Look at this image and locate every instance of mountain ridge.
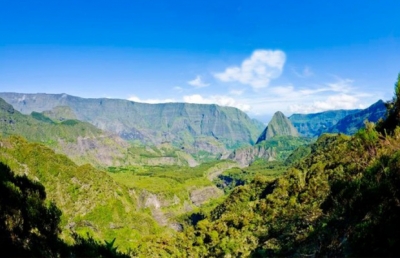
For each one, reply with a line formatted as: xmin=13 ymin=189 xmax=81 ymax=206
xmin=0 ymin=92 xmax=265 ymax=159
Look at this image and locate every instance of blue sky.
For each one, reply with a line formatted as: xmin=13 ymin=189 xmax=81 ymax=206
xmin=1 ymin=1 xmax=399 ymax=122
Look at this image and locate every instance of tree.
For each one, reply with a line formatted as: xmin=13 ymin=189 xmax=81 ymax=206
xmin=0 ymin=162 xmax=65 ymax=256
xmin=377 ymin=73 xmax=400 ymax=133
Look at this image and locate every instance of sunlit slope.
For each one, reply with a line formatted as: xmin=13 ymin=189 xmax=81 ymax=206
xmin=0 ymin=98 xmax=195 ymax=167
xmin=0 ymin=135 xmax=164 ymax=251
xmin=0 ymin=93 xmax=264 ymax=155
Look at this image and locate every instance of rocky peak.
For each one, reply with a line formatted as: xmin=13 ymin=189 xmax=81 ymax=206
xmin=256 ymin=111 xmax=299 ymax=144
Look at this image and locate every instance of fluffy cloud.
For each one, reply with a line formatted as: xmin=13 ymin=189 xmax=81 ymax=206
xmin=128 ymin=95 xmax=176 ymax=104
xmin=214 ymin=49 xmax=286 ymax=89
xmin=183 ymin=94 xmax=251 ymax=112
xmin=188 ymin=75 xmax=210 ymax=88
xmin=289 ymin=94 xmax=362 ymax=113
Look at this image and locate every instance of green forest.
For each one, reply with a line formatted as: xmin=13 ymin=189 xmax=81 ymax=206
xmin=1 ymin=74 xmax=400 ymax=257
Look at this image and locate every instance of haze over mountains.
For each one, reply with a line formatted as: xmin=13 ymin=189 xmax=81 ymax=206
xmin=0 ymin=93 xmax=265 ymax=160
xmin=0 ymin=90 xmax=394 ymax=256
xmin=0 ymin=92 xmax=388 ymax=169
xmin=288 ymin=99 xmax=386 ymax=137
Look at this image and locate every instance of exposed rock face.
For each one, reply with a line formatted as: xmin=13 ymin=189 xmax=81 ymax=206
xmin=327 ymin=100 xmax=386 ymax=135
xmin=228 ymin=145 xmax=276 ymax=167
xmin=190 ymin=186 xmax=223 ymax=206
xmin=0 ymin=97 xmax=195 ymax=168
xmin=0 ymin=93 xmax=264 ymax=157
xmin=289 ymin=109 xmax=360 ymax=137
xmin=256 ymin=111 xmax=299 ymax=144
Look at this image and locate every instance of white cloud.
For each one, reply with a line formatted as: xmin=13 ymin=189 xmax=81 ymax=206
xmin=235 ymin=77 xmax=379 ymax=120
xmin=271 ymin=78 xmax=355 ymax=97
xmin=183 ymin=94 xmax=251 ymax=112
xmin=214 ymin=49 xmax=286 ymax=89
xmin=326 ymin=78 xmax=353 ymax=93
xmin=128 ymin=95 xmax=176 ymax=104
xmin=188 ymin=75 xmax=210 ymax=88
xmin=289 ymin=94 xmax=362 ymax=113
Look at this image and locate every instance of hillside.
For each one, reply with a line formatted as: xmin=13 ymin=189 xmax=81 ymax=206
xmin=228 ymin=112 xmax=305 ymax=167
xmin=228 ymin=136 xmax=311 ymax=167
xmin=289 ymin=109 xmax=360 ymax=137
xmin=0 ymin=135 xmax=240 ymax=253
xmin=0 ymin=98 xmax=195 ymax=167
xmin=0 ymin=135 xmax=163 ymax=251
xmin=139 ymin=121 xmax=400 ymax=256
xmin=256 ymin=111 xmax=299 ymax=143
xmin=289 ymin=100 xmax=387 ymax=137
xmin=0 ymin=93 xmax=265 ymax=158
xmin=328 ymin=99 xmax=386 ymax=134
xmin=130 ymin=74 xmax=400 ymax=257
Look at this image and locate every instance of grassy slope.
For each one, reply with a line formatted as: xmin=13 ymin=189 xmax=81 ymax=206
xmin=0 ymin=98 xmax=195 ymax=168
xmin=0 ymin=93 xmax=265 ymax=152
xmin=0 ymin=136 xmax=165 ymax=251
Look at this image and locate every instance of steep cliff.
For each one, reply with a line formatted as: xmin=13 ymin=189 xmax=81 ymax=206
xmin=0 ymin=93 xmax=264 ymax=157
xmin=327 ymin=100 xmax=386 ymax=135
xmin=0 ymin=98 xmax=194 ymax=167
xmin=289 ymin=109 xmax=360 ymax=137
xmin=228 ymin=136 xmax=311 ymax=167
xmin=256 ymin=111 xmax=299 ymax=144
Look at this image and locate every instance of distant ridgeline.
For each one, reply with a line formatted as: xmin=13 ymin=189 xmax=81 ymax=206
xmin=0 ymin=92 xmax=388 ymax=167
xmin=0 ymin=93 xmax=264 ymax=160
xmin=228 ymin=102 xmax=387 ymax=167
xmin=0 ymin=97 xmax=197 ymax=167
xmin=289 ymin=99 xmax=386 ymax=137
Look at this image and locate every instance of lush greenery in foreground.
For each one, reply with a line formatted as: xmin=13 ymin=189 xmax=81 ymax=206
xmin=127 ymin=74 xmax=400 ymax=256
xmin=0 ymin=162 xmax=128 ymax=257
xmin=0 ymin=74 xmax=399 ymax=256
xmin=0 ymin=135 xmax=165 ymax=252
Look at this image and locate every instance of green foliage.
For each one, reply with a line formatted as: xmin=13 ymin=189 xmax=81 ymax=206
xmin=257 ymin=135 xmax=312 ymax=161
xmin=0 ymin=93 xmax=265 ymax=153
xmin=377 ymin=73 xmax=400 ymax=133
xmin=60 ymin=119 xmax=79 ymax=126
xmin=0 ymin=162 xmax=64 ymax=256
xmin=214 ymin=160 xmax=286 ymax=193
xmin=0 ymin=135 xmax=164 ymax=252
xmin=0 ymin=98 xmax=195 ymax=168
xmin=31 ymin=111 xmax=55 ymax=124
xmin=144 ymin=84 xmax=400 ymax=256
xmin=0 ymin=162 xmax=128 ymax=257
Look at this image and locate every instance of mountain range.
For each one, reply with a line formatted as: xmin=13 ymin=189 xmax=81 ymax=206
xmin=0 ymin=93 xmax=265 ymax=161
xmin=0 ymin=93 xmax=388 ymax=168
xmin=0 ymin=89 xmax=395 ymax=256
xmin=289 ymin=99 xmax=386 ymax=137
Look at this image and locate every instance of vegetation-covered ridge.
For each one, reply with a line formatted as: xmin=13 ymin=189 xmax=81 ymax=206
xmin=0 ymin=93 xmax=265 ymax=157
xmin=0 ymin=98 xmax=197 ymax=167
xmin=0 ymin=161 xmax=129 ymax=257
xmin=0 ymin=135 xmax=165 ymax=252
xmin=256 ymin=111 xmax=299 ymax=143
xmin=0 ymin=134 xmax=241 ymax=254
xmin=0 ymin=74 xmax=399 ymax=256
xmin=289 ymin=99 xmax=386 ymax=137
xmin=127 ymin=74 xmax=400 ymax=257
